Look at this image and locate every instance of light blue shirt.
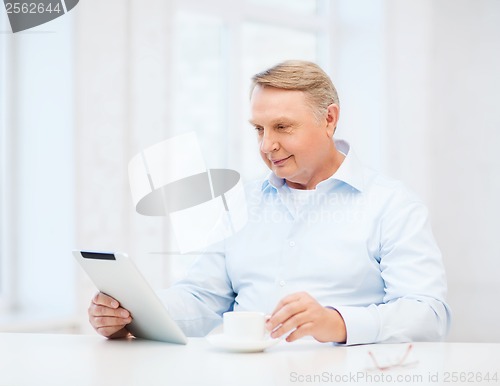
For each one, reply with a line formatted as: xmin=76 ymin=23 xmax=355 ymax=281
xmin=158 ymin=140 xmax=451 ymax=345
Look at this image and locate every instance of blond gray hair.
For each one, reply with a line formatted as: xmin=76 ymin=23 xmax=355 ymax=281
xmin=250 ymin=60 xmax=339 ymax=120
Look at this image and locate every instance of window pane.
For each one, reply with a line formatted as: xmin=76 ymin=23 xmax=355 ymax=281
xmin=0 ymin=13 xmax=7 ymax=303
xmin=171 ymin=11 xmax=227 ymax=168
xmin=241 ymin=22 xmax=318 ymax=81
xmin=245 ymin=0 xmax=318 ymax=14
xmin=170 ymin=11 xmax=228 ymax=273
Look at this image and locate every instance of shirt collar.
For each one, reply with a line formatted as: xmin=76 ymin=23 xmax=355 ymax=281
xmin=261 ymin=139 xmax=365 ymax=192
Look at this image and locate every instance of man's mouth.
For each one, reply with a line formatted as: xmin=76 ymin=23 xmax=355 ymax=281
xmin=271 ymin=155 xmax=292 ymax=166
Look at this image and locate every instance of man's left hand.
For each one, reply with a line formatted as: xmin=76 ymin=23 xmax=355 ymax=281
xmin=266 ymin=291 xmax=347 ymax=343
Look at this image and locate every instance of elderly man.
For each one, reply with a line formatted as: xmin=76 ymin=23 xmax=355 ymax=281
xmin=89 ymin=60 xmax=451 ymax=345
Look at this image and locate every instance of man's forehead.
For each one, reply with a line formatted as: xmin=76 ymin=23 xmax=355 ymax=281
xmin=250 ymin=88 xmax=308 ymax=112
xmin=250 ymin=89 xmax=314 ymax=122
xmin=251 ymin=84 xmax=305 ymax=98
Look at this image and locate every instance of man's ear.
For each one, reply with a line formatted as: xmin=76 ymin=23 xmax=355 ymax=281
xmin=325 ymin=103 xmax=340 ymax=138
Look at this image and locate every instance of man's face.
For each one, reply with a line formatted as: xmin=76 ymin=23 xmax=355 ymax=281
xmin=249 ymin=85 xmax=338 ymax=189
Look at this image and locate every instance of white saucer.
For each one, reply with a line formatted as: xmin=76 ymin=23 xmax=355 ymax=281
xmin=206 ymin=334 xmax=280 ymax=353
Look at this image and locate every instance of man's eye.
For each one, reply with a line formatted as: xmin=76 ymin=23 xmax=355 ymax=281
xmin=254 ymin=126 xmax=263 ymax=133
xmin=277 ymin=125 xmax=290 ymax=131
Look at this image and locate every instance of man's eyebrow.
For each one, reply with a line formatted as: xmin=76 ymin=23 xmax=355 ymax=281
xmin=248 ymin=117 xmax=293 ymax=126
xmin=273 ymin=117 xmax=293 ymax=123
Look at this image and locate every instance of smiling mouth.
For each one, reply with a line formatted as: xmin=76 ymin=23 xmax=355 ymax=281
xmin=271 ymin=155 xmax=292 ymax=166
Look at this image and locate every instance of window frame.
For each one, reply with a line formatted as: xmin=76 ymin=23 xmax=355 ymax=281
xmin=0 ymin=11 xmax=76 ymax=319
xmin=0 ymin=11 xmax=15 ymax=312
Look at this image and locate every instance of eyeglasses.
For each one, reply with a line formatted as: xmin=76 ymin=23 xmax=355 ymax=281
xmin=367 ymin=344 xmax=419 ymax=371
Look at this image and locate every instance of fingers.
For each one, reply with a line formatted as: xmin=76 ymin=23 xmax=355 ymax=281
xmin=269 ymin=292 xmax=302 ymax=316
xmin=96 ymin=324 xmax=131 ymax=339
xmin=93 ymin=292 xmax=119 ymax=309
xmin=269 ymin=308 xmax=312 ymax=341
xmin=266 ymin=292 xmax=310 ymax=337
xmin=90 ymin=293 xmax=130 ymax=318
xmin=285 ymin=322 xmax=314 ymax=342
xmin=88 ymin=292 xmax=132 ymax=338
xmin=266 ymin=292 xmax=346 ymax=343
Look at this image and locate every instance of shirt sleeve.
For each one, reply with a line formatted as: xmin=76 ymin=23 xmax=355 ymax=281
xmin=157 ymin=244 xmax=236 ymax=337
xmin=334 ymin=193 xmax=452 ymax=345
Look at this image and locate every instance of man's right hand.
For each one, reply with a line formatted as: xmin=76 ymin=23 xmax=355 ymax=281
xmin=88 ymin=292 xmax=132 ymax=338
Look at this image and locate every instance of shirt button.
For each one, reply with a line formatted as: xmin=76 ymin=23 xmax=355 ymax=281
xmin=279 ymin=280 xmax=286 ymax=287
xmin=289 ymin=241 xmax=295 ymax=247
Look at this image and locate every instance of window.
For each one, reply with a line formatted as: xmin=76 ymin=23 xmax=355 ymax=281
xmin=166 ymin=0 xmax=332 ymax=281
xmin=0 ymin=13 xmax=76 ymax=323
xmin=171 ymin=11 xmax=227 ymax=168
xmin=0 ymin=8 xmax=12 ymax=311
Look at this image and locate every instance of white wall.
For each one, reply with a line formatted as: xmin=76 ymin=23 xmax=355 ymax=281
xmin=382 ymin=0 xmax=500 ymax=342
xmin=327 ymin=0 xmax=500 ymax=342
xmin=428 ymin=0 xmax=500 ymax=342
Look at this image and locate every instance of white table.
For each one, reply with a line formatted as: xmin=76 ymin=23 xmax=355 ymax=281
xmin=0 ymin=333 xmax=498 ymax=386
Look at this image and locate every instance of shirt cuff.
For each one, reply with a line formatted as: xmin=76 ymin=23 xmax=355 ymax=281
xmin=331 ymin=305 xmax=380 ymax=345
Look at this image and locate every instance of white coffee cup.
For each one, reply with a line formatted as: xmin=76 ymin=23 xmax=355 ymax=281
xmin=223 ymin=311 xmax=266 ymax=341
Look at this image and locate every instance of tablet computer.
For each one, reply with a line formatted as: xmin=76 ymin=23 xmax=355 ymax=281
xmin=73 ymin=250 xmax=187 ymax=345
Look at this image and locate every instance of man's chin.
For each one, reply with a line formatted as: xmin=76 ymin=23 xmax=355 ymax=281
xmin=272 ymin=169 xmax=290 ymax=180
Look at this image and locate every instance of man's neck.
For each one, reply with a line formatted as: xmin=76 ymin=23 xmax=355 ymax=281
xmin=286 ymin=148 xmax=346 ymax=190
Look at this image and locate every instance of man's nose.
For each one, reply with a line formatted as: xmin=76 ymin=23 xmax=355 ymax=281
xmin=260 ymin=131 xmax=278 ymax=153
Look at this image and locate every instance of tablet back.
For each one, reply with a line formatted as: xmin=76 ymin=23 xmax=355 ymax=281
xmin=73 ymin=250 xmax=187 ymax=344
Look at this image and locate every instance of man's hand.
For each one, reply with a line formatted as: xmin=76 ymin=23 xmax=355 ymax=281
xmin=88 ymin=292 xmax=132 ymax=338
xmin=266 ymin=291 xmax=347 ymax=343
